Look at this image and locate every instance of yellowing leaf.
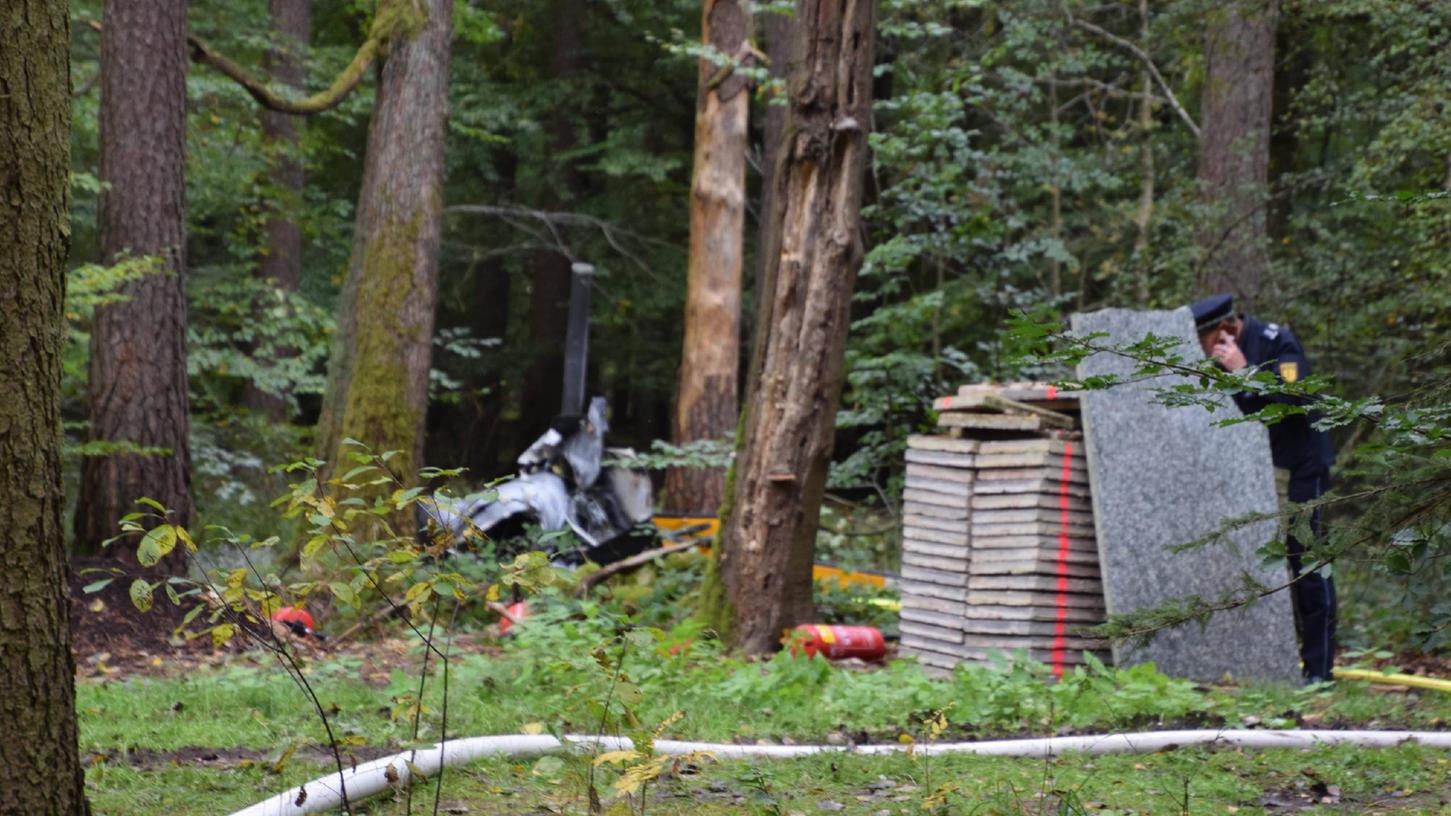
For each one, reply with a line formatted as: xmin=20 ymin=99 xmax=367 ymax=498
xmin=521 ymin=722 xmax=545 ymax=735
xmin=592 ymin=750 xmax=640 ymax=767
xmin=136 ymin=525 xmax=178 ymax=567
xmin=129 ymin=579 xmax=154 ymax=612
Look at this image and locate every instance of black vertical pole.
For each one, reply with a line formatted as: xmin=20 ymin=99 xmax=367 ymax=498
xmin=561 ymin=262 xmax=594 ymax=415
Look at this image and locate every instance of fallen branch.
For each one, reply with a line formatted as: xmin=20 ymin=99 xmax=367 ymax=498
xmin=574 ymin=539 xmax=704 ymax=597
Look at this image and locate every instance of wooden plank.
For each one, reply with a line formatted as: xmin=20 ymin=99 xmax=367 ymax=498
xmin=907 ymin=435 xmax=980 ymax=454
xmin=902 ymin=501 xmax=969 ymax=521
xmin=971 ymin=493 xmax=1093 ymax=512
xmin=969 ymin=575 xmax=1103 ymax=594
xmin=901 ymin=565 xmax=969 ymax=588
xmin=956 ymin=382 xmax=1081 ymax=405
xmin=905 ymin=463 xmax=975 ymax=483
xmin=932 ymin=392 xmax=1076 ymax=428
xmin=902 ymin=552 xmax=971 ymax=573
xmin=904 ymin=449 xmax=977 ymax=468
xmin=900 ymin=579 xmax=967 ymax=602
xmin=974 ymin=479 xmax=1091 ymax=498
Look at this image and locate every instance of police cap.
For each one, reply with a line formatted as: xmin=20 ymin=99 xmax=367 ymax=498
xmin=1190 ymin=293 xmax=1234 ymax=331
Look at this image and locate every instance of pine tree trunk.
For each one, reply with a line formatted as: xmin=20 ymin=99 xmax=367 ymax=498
xmin=664 ymin=0 xmax=753 ymax=514
xmin=75 ymin=0 xmax=192 ymax=561
xmin=701 ymin=0 xmax=876 ymax=654
xmin=0 ymin=2 xmax=92 ymax=811
xmin=316 ymin=0 xmax=451 ymax=482
xmin=244 ymin=0 xmax=312 ymax=419
xmin=1196 ymin=0 xmax=1277 ymax=301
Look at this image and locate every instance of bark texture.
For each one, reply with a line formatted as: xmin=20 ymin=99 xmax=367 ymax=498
xmin=1197 ymin=0 xmax=1277 ymax=301
xmin=703 ymin=0 xmax=876 ymax=654
xmin=664 ymin=0 xmax=753 ymax=514
xmin=0 ymin=2 xmax=92 ymax=811
xmin=244 ymin=0 xmax=312 ymax=418
xmin=75 ymin=0 xmax=193 ymax=560
xmin=316 ymin=0 xmax=451 ymax=481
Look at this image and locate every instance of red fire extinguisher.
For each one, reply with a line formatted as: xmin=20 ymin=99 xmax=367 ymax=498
xmin=496 ymin=601 xmax=528 ymax=636
xmin=788 ymin=624 xmax=887 ymax=661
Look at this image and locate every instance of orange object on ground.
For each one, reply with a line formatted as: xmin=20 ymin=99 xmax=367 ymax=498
xmin=272 ymin=606 xmax=319 ymax=637
xmin=789 ymin=624 xmax=887 ymax=661
xmin=497 ymin=601 xmax=528 ymax=636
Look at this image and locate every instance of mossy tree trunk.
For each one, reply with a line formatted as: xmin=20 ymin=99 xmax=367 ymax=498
xmin=1196 ymin=0 xmax=1277 ymax=301
xmin=316 ymin=0 xmax=452 ymax=483
xmin=700 ymin=0 xmax=877 ymax=654
xmin=75 ymin=0 xmax=192 ymax=564
xmin=664 ymin=0 xmax=753 ymax=514
xmin=243 ymin=0 xmax=312 ymax=419
xmin=0 ymin=1 xmax=92 ymax=811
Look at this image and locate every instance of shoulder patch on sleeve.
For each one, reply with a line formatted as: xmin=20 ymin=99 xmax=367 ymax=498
xmin=1262 ymin=323 xmax=1280 ymax=340
xmin=1279 ymin=361 xmax=1299 ymax=383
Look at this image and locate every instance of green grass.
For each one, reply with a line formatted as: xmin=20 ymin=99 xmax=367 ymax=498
xmin=77 ymin=601 xmax=1451 ymax=814
xmin=85 ymin=744 xmax=1451 ymax=815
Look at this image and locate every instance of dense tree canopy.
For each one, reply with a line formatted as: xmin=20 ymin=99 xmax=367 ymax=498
xmin=47 ymin=0 xmax=1451 ymax=651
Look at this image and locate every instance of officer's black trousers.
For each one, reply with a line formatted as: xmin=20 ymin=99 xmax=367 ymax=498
xmin=1287 ymin=472 xmax=1337 ymax=682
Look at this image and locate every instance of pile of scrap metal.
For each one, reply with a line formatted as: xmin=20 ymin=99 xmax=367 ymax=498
xmin=419 ymin=397 xmax=658 ymax=566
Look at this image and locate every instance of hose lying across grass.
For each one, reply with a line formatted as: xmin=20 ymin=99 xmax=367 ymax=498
xmin=230 ymin=728 xmax=1451 ymax=816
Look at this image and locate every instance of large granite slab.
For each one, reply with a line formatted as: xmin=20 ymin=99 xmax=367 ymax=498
xmin=1071 ymin=307 xmax=1300 ymax=683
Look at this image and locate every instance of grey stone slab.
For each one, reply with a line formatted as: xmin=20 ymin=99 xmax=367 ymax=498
xmin=908 ymin=434 xmax=980 ymax=454
xmin=900 ymin=620 xmax=965 ymax=644
xmin=902 ymin=501 xmax=969 ymax=521
xmin=905 ymin=463 xmax=976 ymax=483
xmin=976 ymin=452 xmax=1087 ymax=470
xmin=974 ymin=479 xmax=1091 ymax=498
xmin=971 ymin=558 xmax=1100 ymax=578
xmin=938 ymin=412 xmax=1049 ymax=432
xmin=901 ymin=594 xmax=969 ymax=615
xmin=902 ymin=551 xmax=971 ymax=572
xmin=971 ymin=534 xmax=1098 ymax=552
xmin=900 ymin=606 xmax=965 ymax=629
xmin=968 ymin=589 xmax=1105 ymax=609
xmin=904 ymin=476 xmax=974 ymax=497
xmin=903 ymin=526 xmax=970 ymax=546
xmin=901 ymin=538 xmax=970 ymax=558
xmin=972 ymin=521 xmax=1096 ymax=538
xmin=972 ymin=507 xmax=1095 ymax=526
xmin=902 ymin=513 xmax=970 ymax=533
xmin=964 ymin=604 xmax=1105 ymax=623
xmin=971 ymin=493 xmax=1093 ymax=512
xmin=1072 ymin=307 xmax=1299 ymax=683
xmin=973 ymin=546 xmax=1100 ymax=566
xmin=901 ymin=566 xmax=969 ymax=588
xmin=905 ymin=449 xmax=976 ymax=468
xmin=978 ymin=466 xmax=1090 ymax=484
xmin=968 ymin=575 xmax=1103 ymax=594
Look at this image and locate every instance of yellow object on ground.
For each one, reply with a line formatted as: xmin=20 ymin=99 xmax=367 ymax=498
xmin=1334 ymin=668 xmax=1451 ymax=693
xmin=650 ymin=514 xmax=897 ymax=591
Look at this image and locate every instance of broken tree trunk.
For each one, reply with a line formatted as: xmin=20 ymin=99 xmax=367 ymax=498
xmin=665 ymin=0 xmax=753 ymax=514
xmin=701 ymin=0 xmax=877 ymax=655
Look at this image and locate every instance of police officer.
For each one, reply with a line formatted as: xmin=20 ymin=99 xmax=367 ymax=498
xmin=1190 ymin=294 xmax=1337 ymax=683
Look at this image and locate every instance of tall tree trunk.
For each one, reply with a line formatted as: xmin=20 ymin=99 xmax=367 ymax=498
xmin=244 ymin=0 xmax=312 ymax=419
xmin=0 ymin=2 xmax=92 ymax=811
xmin=316 ymin=0 xmax=452 ymax=482
xmin=521 ymin=0 xmax=584 ymax=422
xmin=701 ymin=0 xmax=877 ymax=654
xmin=1196 ymin=0 xmax=1277 ymax=301
xmin=75 ymin=0 xmax=192 ymax=561
xmin=664 ymin=0 xmax=753 ymax=514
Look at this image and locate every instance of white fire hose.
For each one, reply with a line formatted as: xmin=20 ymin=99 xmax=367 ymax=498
xmin=229 ymin=729 xmax=1451 ymax=816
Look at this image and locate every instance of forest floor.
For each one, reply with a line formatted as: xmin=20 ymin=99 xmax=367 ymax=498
xmin=70 ymin=572 xmax=1451 ymax=816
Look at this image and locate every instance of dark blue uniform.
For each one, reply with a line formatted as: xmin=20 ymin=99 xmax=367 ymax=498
xmin=1232 ymin=315 xmax=1337 ymax=683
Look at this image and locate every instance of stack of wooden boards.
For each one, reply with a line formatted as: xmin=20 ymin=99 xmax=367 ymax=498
xmin=898 ymin=383 xmax=1111 ymax=673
